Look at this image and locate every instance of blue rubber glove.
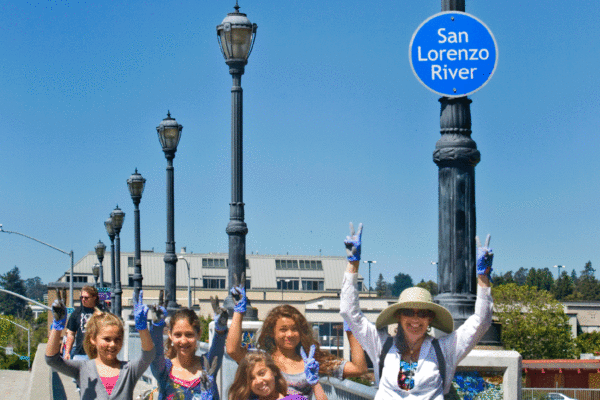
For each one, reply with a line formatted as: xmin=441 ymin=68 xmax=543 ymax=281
xmin=300 ymin=344 xmax=320 ymax=386
xmin=344 ymin=222 xmax=362 ymax=262
xmin=211 ymin=296 xmax=229 ymax=333
xmin=151 ymin=305 xmax=167 ymax=327
xmin=476 ymin=234 xmax=494 ymax=280
xmin=343 ymin=320 xmax=352 ymax=332
xmin=133 ymin=290 xmax=149 ymax=331
xmin=51 ymin=299 xmax=67 ymax=331
xmin=231 ymin=272 xmax=247 ymax=314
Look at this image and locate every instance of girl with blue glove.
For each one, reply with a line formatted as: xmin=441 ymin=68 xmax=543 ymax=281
xmin=147 ymin=296 xmax=228 ymax=400
xmin=226 ymin=274 xmax=367 ymax=400
xmin=228 ymin=352 xmax=308 ymax=400
xmin=340 ymin=223 xmax=494 ymax=400
xmin=45 ymin=291 xmax=155 ymax=399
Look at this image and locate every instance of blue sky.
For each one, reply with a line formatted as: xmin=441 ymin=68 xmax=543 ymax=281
xmin=1 ymin=0 xmax=599 ymax=289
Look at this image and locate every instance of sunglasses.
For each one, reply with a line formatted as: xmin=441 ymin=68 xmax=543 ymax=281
xmin=80 ymin=295 xmax=95 ymax=300
xmin=399 ymin=309 xmax=433 ymax=318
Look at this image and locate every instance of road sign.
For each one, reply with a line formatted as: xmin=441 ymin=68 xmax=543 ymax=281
xmin=409 ymin=12 xmax=498 ymax=97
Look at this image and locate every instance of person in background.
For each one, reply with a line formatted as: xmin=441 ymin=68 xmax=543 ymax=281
xmin=64 ymin=285 xmax=100 ymax=361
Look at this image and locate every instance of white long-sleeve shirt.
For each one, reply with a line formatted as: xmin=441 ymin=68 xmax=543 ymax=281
xmin=339 ymin=272 xmax=493 ymax=400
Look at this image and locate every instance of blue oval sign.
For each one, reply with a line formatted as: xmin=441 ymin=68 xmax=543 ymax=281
xmin=409 ymin=12 xmax=498 ymax=97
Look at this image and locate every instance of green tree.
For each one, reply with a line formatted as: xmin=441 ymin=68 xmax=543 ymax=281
xmin=493 ymin=283 xmax=575 ymax=359
xmin=525 ymin=268 xmax=554 ymax=292
xmin=574 ymin=332 xmax=600 ymax=358
xmin=375 ymin=274 xmax=388 ymax=297
xmin=416 ymin=279 xmax=438 ymax=296
xmin=390 ymin=273 xmax=413 ymax=297
xmin=553 ymin=271 xmax=574 ymax=300
xmin=0 ymin=267 xmax=27 ymax=318
xmin=25 ymin=277 xmax=47 ymax=302
xmin=492 ymin=271 xmax=515 ymax=286
xmin=513 ymin=267 xmax=528 ymax=286
xmin=573 ymin=261 xmax=600 ymax=300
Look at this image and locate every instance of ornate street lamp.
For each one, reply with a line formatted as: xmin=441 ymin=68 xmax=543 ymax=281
xmin=110 ymin=205 xmax=125 ymax=317
xmin=104 ymin=215 xmax=116 ymax=314
xmin=95 ymin=240 xmax=106 ymax=288
xmin=217 ymin=2 xmax=258 ymax=319
xmin=156 ymin=112 xmax=182 ymax=313
xmin=127 ymin=168 xmax=146 ymax=303
xmin=92 ymin=263 xmax=100 ymax=287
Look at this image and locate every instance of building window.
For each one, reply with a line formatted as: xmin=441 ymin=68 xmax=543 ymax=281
xmin=203 ymin=258 xmax=226 ymax=268
xmin=245 ymin=279 xmax=251 ymax=290
xmin=203 ymin=277 xmax=226 ymax=289
xmin=66 ymin=276 xmax=88 ymax=283
xmin=202 ymin=258 xmax=249 ymax=268
xmin=357 ymin=281 xmax=363 ymax=292
xmin=302 ymin=279 xmax=324 ymax=291
xmin=278 ymin=259 xmax=322 ymax=270
xmin=277 ymin=279 xmax=299 ymax=290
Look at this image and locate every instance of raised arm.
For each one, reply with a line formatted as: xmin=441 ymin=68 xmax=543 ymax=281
xmin=439 ymin=234 xmax=494 ymax=392
xmin=45 ymin=297 xmax=81 ymax=378
xmin=339 ymin=223 xmax=388 ymax=383
xmin=225 ymin=273 xmax=249 ymax=363
xmin=341 ymin=321 xmax=368 ymax=377
xmin=149 ymin=301 xmax=168 ymax=380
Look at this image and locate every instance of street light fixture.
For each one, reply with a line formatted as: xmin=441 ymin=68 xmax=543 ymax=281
xmin=104 ymin=215 xmax=116 ymax=314
xmin=553 ymin=265 xmax=566 ymax=279
xmin=178 ymin=249 xmax=192 ymax=308
xmin=0 ymin=225 xmax=74 ymax=308
xmin=217 ymin=2 xmax=258 ymax=319
xmin=92 ymin=263 xmax=100 ymax=287
xmin=110 ymin=205 xmax=125 ymax=318
xmin=95 ymin=240 xmax=106 ymax=288
xmin=363 ymin=260 xmax=376 ymax=297
xmin=127 ymin=168 xmax=146 ymax=303
xmin=157 ymin=112 xmax=183 ymax=313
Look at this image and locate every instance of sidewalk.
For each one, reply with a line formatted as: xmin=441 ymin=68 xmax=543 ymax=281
xmin=0 ymin=369 xmax=31 ymax=398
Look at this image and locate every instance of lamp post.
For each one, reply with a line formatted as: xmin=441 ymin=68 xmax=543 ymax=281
xmin=191 ymin=277 xmax=199 ymax=307
xmin=217 ymin=2 xmax=258 ymax=319
xmin=280 ymin=279 xmax=291 ymax=301
xmin=95 ymin=240 xmax=106 ymax=288
xmin=104 ymin=216 xmax=116 ymax=314
xmin=128 ymin=168 xmax=146 ymax=303
xmin=433 ymin=0 xmax=500 ymax=347
xmin=363 ymin=260 xmax=376 ymax=297
xmin=110 ymin=205 xmax=125 ymax=318
xmin=178 ymin=249 xmax=192 ymax=308
xmin=92 ymin=263 xmax=100 ymax=287
xmin=156 ymin=112 xmax=182 ymax=313
xmin=553 ymin=265 xmax=566 ymax=279
xmin=0 ymin=225 xmax=74 ymax=308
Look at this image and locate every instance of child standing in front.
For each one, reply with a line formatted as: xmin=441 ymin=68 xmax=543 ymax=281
xmin=228 ymin=352 xmax=307 ymax=400
xmin=45 ymin=291 xmax=155 ymax=400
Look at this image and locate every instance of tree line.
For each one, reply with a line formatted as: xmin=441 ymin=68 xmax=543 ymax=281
xmin=0 ymin=266 xmax=49 ymax=370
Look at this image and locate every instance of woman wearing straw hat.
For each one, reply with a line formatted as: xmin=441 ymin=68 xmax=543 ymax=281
xmin=339 ymin=223 xmax=494 ymax=400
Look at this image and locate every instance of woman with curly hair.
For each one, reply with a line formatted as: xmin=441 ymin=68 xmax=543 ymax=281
xmin=226 ymin=275 xmax=367 ymax=400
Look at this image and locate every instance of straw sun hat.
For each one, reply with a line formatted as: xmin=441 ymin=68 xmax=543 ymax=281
xmin=375 ymin=286 xmax=454 ymax=334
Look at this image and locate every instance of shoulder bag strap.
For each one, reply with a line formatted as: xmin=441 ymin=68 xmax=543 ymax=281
xmin=432 ymin=338 xmax=446 ymax=392
xmin=378 ymin=336 xmax=394 ymax=384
